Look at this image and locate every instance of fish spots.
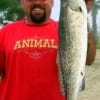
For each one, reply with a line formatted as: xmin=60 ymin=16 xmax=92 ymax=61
xmin=81 ymin=72 xmax=83 ymax=76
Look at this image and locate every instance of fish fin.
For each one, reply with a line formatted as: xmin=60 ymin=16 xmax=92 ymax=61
xmin=79 ymin=76 xmax=85 ymax=92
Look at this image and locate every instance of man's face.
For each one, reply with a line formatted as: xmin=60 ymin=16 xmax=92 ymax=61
xmin=21 ymin=0 xmax=53 ymax=24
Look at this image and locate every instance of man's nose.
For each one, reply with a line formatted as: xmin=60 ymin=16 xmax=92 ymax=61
xmin=34 ymin=0 xmax=42 ymax=4
xmin=32 ymin=0 xmax=43 ymax=4
xmin=27 ymin=0 xmax=43 ymax=4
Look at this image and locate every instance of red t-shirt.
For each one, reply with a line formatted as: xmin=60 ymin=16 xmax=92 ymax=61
xmin=0 ymin=19 xmax=65 ymax=100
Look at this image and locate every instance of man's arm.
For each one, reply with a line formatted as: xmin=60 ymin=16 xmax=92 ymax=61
xmin=86 ymin=32 xmax=96 ymax=65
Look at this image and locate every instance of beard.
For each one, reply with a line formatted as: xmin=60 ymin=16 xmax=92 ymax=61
xmin=30 ymin=5 xmax=46 ymax=24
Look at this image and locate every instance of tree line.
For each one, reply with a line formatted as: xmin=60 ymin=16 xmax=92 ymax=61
xmin=0 ymin=0 xmax=24 ymax=25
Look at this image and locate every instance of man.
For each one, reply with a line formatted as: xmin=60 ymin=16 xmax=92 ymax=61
xmin=0 ymin=0 xmax=95 ymax=100
xmin=0 ymin=0 xmax=65 ymax=100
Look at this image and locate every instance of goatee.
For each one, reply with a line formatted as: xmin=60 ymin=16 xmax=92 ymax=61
xmin=30 ymin=5 xmax=46 ymax=24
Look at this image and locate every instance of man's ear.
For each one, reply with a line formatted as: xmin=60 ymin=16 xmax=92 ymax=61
xmin=20 ymin=0 xmax=25 ymax=8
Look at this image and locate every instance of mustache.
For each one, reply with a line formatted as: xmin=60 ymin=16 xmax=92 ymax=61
xmin=31 ymin=5 xmax=45 ymax=10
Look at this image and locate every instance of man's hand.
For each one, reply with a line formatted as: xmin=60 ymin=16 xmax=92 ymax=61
xmin=86 ymin=32 xmax=96 ymax=66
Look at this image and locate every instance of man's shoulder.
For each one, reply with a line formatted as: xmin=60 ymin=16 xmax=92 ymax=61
xmin=50 ymin=19 xmax=58 ymax=24
xmin=1 ymin=20 xmax=24 ymax=31
xmin=49 ymin=19 xmax=58 ymax=28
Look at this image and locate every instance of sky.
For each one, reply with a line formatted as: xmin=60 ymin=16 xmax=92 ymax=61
xmin=50 ymin=0 xmax=60 ymax=21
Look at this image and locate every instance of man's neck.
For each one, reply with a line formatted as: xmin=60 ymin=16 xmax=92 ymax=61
xmin=25 ymin=17 xmax=50 ymax=25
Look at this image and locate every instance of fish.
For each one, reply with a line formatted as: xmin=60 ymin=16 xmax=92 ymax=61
xmin=58 ymin=0 xmax=88 ymax=100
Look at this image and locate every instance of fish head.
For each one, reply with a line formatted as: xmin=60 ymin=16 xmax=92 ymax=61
xmin=67 ymin=0 xmax=87 ymax=17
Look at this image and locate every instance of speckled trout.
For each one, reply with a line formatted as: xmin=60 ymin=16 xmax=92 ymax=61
xmin=58 ymin=0 xmax=88 ymax=100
